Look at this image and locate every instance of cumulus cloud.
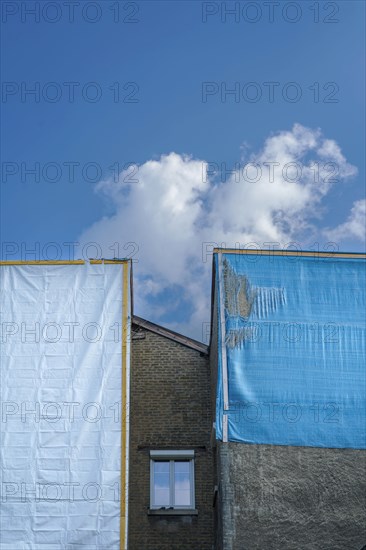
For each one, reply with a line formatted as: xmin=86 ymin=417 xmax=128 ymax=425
xmin=325 ymin=199 xmax=366 ymax=243
xmin=78 ymin=123 xmax=360 ymax=340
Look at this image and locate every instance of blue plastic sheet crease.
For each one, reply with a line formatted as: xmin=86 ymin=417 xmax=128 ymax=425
xmin=215 ymin=252 xmax=366 ymax=449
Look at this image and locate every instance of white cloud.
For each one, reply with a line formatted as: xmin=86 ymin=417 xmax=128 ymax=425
xmin=78 ymin=124 xmax=360 ymax=340
xmin=325 ymin=199 xmax=366 ymax=243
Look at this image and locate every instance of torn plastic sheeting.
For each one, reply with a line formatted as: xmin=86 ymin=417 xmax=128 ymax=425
xmin=215 ymin=253 xmax=366 ymax=449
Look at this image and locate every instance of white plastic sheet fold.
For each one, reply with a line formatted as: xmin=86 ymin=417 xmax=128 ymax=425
xmin=0 ymin=262 xmax=130 ymax=549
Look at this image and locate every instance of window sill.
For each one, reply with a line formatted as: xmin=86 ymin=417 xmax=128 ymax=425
xmin=148 ymin=508 xmax=198 ymax=516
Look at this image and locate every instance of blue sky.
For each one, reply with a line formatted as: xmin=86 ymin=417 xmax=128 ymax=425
xmin=1 ymin=1 xmax=365 ymax=339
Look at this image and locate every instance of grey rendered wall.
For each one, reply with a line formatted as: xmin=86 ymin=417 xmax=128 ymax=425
xmin=218 ymin=442 xmax=366 ymax=550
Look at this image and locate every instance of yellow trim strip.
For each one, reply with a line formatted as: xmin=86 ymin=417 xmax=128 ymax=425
xmin=213 ymin=248 xmax=366 ymax=259
xmin=120 ymin=262 xmax=129 ymax=550
xmin=0 ymin=260 xmax=130 ymax=266
xmin=0 ymin=260 xmax=85 ymax=265
xmin=90 ymin=260 xmax=128 ymax=264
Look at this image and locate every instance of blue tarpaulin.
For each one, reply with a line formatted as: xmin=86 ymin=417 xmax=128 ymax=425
xmin=215 ymin=251 xmax=366 ymax=449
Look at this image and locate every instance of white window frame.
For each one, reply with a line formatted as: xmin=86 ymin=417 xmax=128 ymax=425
xmin=150 ymin=450 xmax=195 ymax=510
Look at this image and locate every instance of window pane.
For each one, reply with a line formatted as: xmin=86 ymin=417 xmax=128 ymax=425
xmin=153 ymin=461 xmax=170 ymax=506
xmin=174 ymin=461 xmax=191 ymax=506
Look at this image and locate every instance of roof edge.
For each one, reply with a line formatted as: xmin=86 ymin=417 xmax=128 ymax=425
xmin=0 ymin=259 xmax=132 ymax=265
xmin=132 ymin=316 xmax=208 ymax=355
xmin=213 ymin=248 xmax=366 ymax=259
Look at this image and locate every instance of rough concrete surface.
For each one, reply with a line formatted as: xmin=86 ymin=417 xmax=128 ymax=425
xmin=218 ymin=442 xmax=366 ymax=550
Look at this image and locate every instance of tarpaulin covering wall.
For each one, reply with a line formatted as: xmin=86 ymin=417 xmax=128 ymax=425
xmin=214 ymin=251 xmax=366 ymax=449
xmin=0 ymin=261 xmax=131 ymax=549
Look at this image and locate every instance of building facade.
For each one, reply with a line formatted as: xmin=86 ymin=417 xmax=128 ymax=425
xmin=128 ymin=249 xmax=366 ymax=550
xmin=210 ymin=249 xmax=366 ymax=550
xmin=128 ymin=316 xmax=214 ymax=550
xmin=1 ymin=253 xmax=365 ymax=550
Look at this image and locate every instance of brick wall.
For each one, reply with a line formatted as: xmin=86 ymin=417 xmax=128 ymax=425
xmin=209 ymin=291 xmax=223 ymax=550
xmin=129 ymin=325 xmax=214 ymax=550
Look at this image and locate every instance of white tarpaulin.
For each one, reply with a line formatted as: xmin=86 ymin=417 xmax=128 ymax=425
xmin=0 ymin=261 xmax=131 ymax=549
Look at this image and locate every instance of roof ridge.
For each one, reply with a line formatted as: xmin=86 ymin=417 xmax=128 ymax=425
xmin=132 ymin=315 xmax=208 ymax=355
